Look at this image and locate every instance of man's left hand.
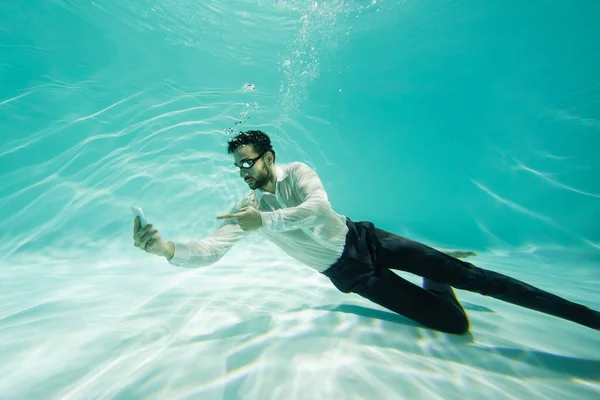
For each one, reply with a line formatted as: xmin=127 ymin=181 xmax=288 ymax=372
xmin=216 ymin=206 xmax=263 ymax=231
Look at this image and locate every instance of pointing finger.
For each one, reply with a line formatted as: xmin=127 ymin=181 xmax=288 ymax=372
xmin=217 ymin=212 xmax=241 ymax=220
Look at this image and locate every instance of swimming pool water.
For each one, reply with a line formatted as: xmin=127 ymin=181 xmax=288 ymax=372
xmin=1 ymin=1 xmax=599 ymax=399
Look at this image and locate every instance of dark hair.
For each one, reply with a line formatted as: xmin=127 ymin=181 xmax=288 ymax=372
xmin=227 ymin=130 xmax=276 ymax=162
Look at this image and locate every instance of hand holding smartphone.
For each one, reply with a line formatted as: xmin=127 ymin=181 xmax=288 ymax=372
xmin=131 ymin=206 xmax=174 ymax=259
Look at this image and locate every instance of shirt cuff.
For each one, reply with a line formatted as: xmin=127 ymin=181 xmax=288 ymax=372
xmin=167 ymin=241 xmax=191 ymax=267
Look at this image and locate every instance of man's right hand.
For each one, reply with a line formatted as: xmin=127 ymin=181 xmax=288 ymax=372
xmin=133 ymin=216 xmax=175 ymax=259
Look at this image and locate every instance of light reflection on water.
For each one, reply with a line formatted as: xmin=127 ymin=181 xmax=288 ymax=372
xmin=1 ymin=0 xmax=599 ymax=399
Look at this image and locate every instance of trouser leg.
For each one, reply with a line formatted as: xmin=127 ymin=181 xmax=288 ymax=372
xmin=373 ymin=228 xmax=600 ymax=330
xmin=323 ymin=220 xmax=470 ymax=334
xmin=350 ymin=269 xmax=470 ymax=334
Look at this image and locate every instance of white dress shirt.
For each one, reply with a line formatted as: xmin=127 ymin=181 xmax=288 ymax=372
xmin=168 ymin=162 xmax=349 ymax=272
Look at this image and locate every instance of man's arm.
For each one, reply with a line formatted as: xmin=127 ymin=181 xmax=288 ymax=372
xmin=167 ymin=200 xmax=253 ymax=268
xmin=260 ymin=162 xmax=333 ymax=232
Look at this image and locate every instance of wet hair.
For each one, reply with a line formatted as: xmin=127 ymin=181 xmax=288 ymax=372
xmin=227 ymin=130 xmax=276 ymax=162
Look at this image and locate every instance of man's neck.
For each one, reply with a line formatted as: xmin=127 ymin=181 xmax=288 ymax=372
xmin=259 ymin=166 xmax=277 ymax=194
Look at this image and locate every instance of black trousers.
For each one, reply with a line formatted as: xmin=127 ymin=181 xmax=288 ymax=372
xmin=321 ymin=219 xmax=600 ymax=334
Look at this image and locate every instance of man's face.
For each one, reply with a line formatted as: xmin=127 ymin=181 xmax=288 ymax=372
xmin=233 ymin=145 xmax=271 ymax=190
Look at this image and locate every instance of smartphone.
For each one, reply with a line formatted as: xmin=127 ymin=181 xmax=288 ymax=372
xmin=131 ymin=206 xmax=149 ymax=227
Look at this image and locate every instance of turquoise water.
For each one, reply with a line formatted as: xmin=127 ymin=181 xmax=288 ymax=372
xmin=1 ymin=1 xmax=599 ymax=399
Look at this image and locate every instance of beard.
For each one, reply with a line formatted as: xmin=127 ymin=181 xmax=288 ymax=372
xmin=247 ymin=165 xmax=271 ymax=190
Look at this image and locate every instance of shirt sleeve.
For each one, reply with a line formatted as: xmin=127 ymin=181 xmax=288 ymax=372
xmin=260 ymin=162 xmax=333 ymax=232
xmin=168 ymin=196 xmax=254 ymax=268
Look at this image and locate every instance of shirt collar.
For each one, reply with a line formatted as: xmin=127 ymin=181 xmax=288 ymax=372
xmin=255 ymin=164 xmax=287 ymax=202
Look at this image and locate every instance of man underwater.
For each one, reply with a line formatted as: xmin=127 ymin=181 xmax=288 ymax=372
xmin=134 ymin=130 xmax=600 ymax=334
